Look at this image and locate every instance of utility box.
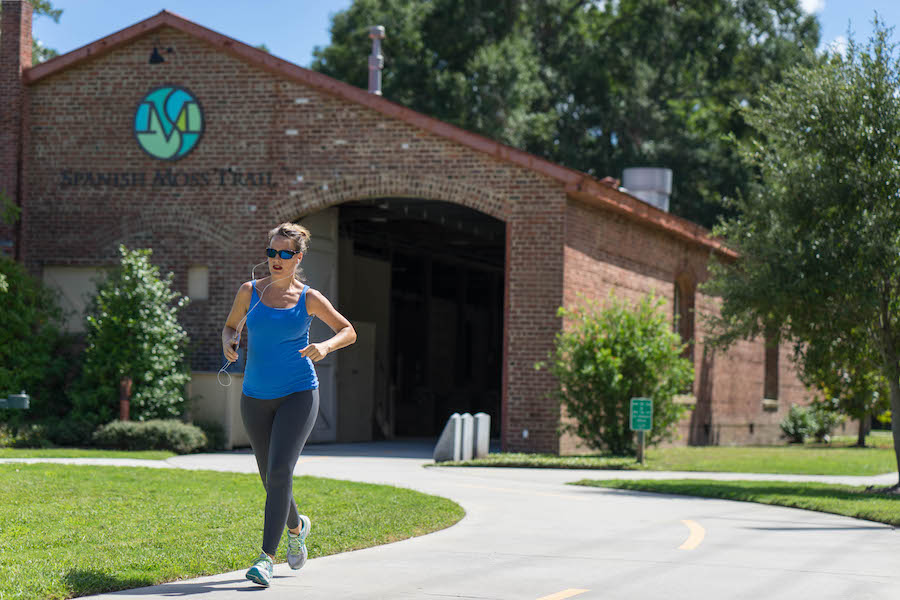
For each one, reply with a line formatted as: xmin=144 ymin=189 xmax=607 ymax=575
xmin=0 ymin=392 xmax=30 ymax=410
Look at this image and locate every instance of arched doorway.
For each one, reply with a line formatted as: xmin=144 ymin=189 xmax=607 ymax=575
xmin=297 ymin=197 xmax=505 ymax=442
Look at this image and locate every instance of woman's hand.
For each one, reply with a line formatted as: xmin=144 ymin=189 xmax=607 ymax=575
xmin=223 ymin=336 xmax=240 ymax=363
xmin=300 ymin=342 xmax=329 ymax=362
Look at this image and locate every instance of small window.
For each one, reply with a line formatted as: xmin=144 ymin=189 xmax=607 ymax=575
xmin=188 ymin=266 xmax=209 ymax=300
xmin=764 ymin=332 xmax=779 ymax=400
xmin=674 ymin=273 xmax=695 ymax=362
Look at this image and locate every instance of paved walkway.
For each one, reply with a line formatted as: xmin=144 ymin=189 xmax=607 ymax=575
xmin=3 ymin=442 xmax=898 ymax=600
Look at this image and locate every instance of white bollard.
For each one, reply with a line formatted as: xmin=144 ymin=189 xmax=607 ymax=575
xmin=460 ymin=413 xmax=474 ymax=461
xmin=473 ymin=412 xmax=490 ymax=458
xmin=433 ymin=413 xmax=462 ymax=462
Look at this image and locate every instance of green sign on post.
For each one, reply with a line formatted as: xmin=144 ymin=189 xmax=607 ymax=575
xmin=630 ymin=397 xmax=653 ymax=431
xmin=630 ymin=397 xmax=652 ymax=465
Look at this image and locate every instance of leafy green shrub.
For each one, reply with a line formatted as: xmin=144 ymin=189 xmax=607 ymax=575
xmin=0 ymin=422 xmax=52 ymax=448
xmin=780 ymin=402 xmax=844 ymax=443
xmin=193 ymin=419 xmax=226 ymax=451
xmin=11 ymin=423 xmax=53 ymax=448
xmin=536 ymin=292 xmax=694 ymax=455
xmin=92 ymin=419 xmax=207 ymax=454
xmin=0 ymin=255 xmax=75 ymax=421
xmin=781 ymin=404 xmax=814 ymax=443
xmin=809 ymin=401 xmax=845 ymax=443
xmin=42 ymin=415 xmax=102 ymax=447
xmin=0 ymin=424 xmax=12 ymax=447
xmin=69 ymin=245 xmax=191 ymax=423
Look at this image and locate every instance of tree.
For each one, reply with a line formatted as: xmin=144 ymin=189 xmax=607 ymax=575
xmin=70 ymin=245 xmax=191 ymax=425
xmin=536 ymin=293 xmax=693 ymax=455
xmin=799 ymin=329 xmax=889 ymax=446
xmin=0 ymin=254 xmax=71 ymax=424
xmin=702 ymin=19 xmax=900 ymax=489
xmin=312 ymin=0 xmax=820 ymax=227
xmin=0 ymin=0 xmax=63 ymax=63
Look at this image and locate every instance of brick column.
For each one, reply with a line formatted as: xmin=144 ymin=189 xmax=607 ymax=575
xmin=0 ymin=0 xmax=32 ymax=259
xmin=502 ymin=192 xmax=566 ymax=453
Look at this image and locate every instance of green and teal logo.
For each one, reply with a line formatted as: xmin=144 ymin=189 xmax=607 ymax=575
xmin=134 ymin=86 xmax=204 ymax=161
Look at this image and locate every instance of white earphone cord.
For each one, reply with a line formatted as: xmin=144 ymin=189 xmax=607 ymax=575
xmin=217 ymin=261 xmax=298 ymax=387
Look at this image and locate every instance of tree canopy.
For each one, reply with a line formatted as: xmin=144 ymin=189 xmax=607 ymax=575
xmin=312 ymin=0 xmax=820 ymax=228
xmin=703 ymin=20 xmax=900 ymax=485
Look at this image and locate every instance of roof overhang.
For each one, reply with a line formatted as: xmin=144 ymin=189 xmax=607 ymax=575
xmin=23 ymin=10 xmax=735 ymax=259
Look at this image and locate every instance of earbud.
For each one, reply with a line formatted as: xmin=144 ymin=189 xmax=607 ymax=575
xmin=217 ymin=259 xmax=301 ymax=387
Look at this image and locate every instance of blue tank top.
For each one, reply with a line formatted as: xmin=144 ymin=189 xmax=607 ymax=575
xmin=242 ymin=279 xmax=319 ymax=399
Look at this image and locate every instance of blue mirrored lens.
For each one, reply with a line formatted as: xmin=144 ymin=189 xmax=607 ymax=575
xmin=266 ymin=248 xmax=295 ymax=259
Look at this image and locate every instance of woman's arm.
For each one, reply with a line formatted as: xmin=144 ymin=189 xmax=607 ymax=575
xmin=301 ymin=288 xmax=357 ymax=362
xmin=221 ymin=282 xmax=252 ymax=363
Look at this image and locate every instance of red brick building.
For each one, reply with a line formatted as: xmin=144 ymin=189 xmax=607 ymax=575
xmin=0 ymin=2 xmax=808 ymax=451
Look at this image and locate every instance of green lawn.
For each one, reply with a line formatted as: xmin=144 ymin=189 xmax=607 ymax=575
xmin=0 ymin=463 xmax=464 ymax=600
xmin=572 ymin=479 xmax=900 ymax=526
xmin=0 ymin=448 xmax=175 ymax=460
xmin=829 ymin=431 xmax=894 ymax=448
xmin=435 ymin=436 xmax=897 ymax=476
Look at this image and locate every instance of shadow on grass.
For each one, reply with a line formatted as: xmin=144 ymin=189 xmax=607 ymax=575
xmin=570 ymin=480 xmax=900 ymax=527
xmin=63 ymin=570 xmax=155 ymax=597
xmin=65 ymin=569 xmax=253 ymax=596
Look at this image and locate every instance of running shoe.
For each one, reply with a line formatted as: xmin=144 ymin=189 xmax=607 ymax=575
xmin=286 ymin=514 xmax=311 ymax=570
xmin=245 ymin=552 xmax=274 ymax=587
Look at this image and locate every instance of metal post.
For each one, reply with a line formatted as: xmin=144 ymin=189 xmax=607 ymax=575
xmin=637 ymin=430 xmax=645 ymax=465
xmin=368 ymin=25 xmax=385 ymax=95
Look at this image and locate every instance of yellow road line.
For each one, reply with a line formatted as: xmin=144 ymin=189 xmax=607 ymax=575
xmin=537 ymin=589 xmax=590 ymax=600
xmin=679 ymin=519 xmax=705 ymax=550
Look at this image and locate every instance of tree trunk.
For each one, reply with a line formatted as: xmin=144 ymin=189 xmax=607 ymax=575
xmin=877 ymin=287 xmax=900 ymax=486
xmin=857 ymin=413 xmax=870 ymax=447
xmin=887 ymin=373 xmax=900 ymax=486
xmin=119 ymin=376 xmax=132 ymax=421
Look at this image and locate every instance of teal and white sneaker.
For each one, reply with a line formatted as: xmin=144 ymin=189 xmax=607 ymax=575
xmin=245 ymin=552 xmax=274 ymax=587
xmin=286 ymin=515 xmax=311 ymax=570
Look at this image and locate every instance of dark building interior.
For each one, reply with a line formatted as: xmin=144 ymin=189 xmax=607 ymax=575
xmin=338 ymin=199 xmax=505 ymax=438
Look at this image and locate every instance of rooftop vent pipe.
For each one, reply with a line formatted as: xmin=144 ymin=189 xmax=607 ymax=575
xmin=621 ymin=167 xmax=673 ymax=212
xmin=368 ymin=25 xmax=385 ymax=95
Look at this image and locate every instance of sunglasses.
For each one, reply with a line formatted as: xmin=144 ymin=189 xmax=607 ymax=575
xmin=266 ymin=247 xmax=301 ymax=259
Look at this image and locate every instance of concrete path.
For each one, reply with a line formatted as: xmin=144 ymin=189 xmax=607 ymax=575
xmin=3 ymin=442 xmax=899 ymax=600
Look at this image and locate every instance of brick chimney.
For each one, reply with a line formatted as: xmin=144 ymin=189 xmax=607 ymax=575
xmin=0 ymin=0 xmax=33 ymax=259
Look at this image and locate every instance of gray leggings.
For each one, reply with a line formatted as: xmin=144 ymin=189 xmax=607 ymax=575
xmin=240 ymin=388 xmax=319 ymax=556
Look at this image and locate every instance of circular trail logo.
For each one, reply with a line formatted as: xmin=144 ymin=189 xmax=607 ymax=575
xmin=134 ymin=86 xmax=204 ymax=161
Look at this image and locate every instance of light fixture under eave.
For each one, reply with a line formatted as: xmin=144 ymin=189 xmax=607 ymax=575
xmin=149 ymin=43 xmax=174 ymax=65
xmin=149 ymin=46 xmax=165 ymax=64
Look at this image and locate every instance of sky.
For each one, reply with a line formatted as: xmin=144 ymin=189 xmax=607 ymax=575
xmin=30 ymin=0 xmax=900 ymax=69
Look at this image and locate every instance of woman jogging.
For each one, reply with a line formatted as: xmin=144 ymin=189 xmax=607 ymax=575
xmin=221 ymin=222 xmax=357 ymax=588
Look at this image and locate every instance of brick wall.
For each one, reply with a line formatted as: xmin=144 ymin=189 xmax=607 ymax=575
xmin=0 ymin=0 xmax=32 ymax=258
xmin=20 ymin=26 xmax=566 ymax=452
xmin=13 ymin=22 xmax=810 ymax=454
xmin=561 ymin=199 xmax=809 ymax=453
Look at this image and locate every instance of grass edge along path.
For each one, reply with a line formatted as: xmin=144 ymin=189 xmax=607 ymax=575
xmin=0 ymin=447 xmax=175 ymax=460
xmin=0 ymin=463 xmax=465 ymax=600
xmin=570 ymin=479 xmax=900 ymax=527
xmin=431 ymin=444 xmax=898 ymax=477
